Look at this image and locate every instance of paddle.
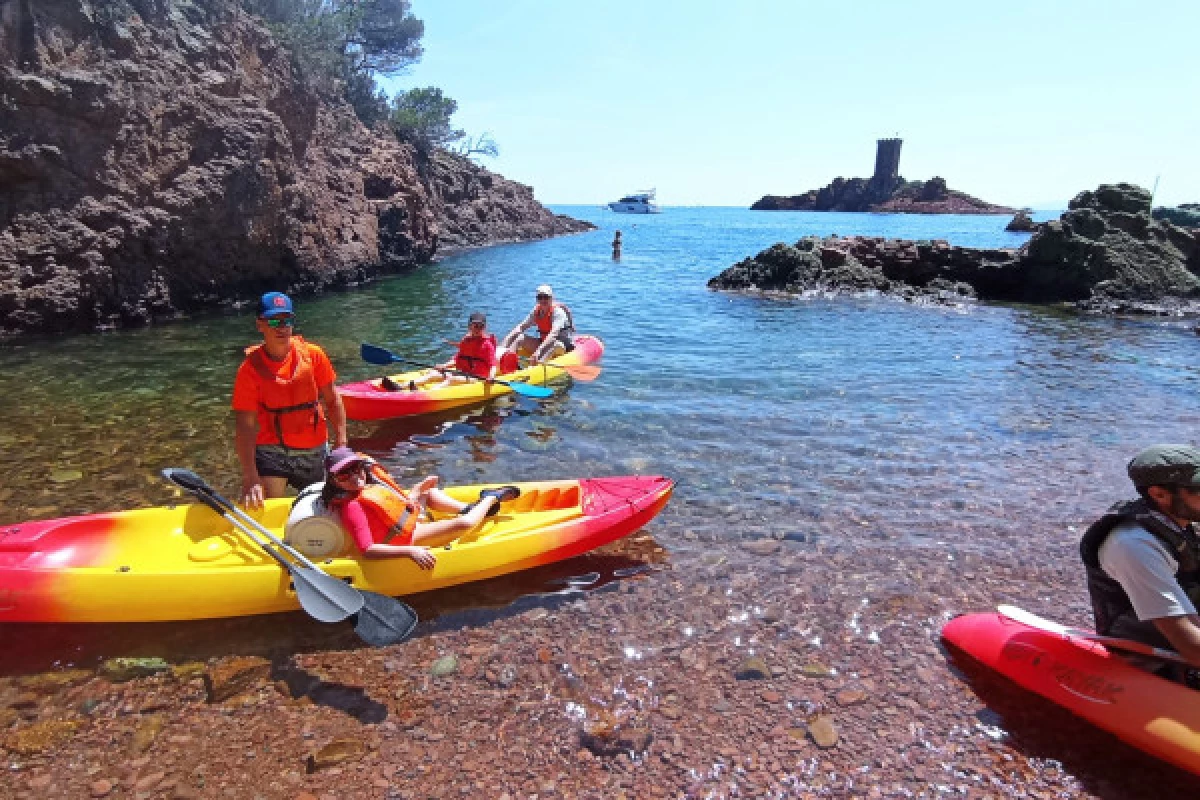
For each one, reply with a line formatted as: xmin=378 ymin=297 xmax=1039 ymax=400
xmin=162 ymin=468 xmax=418 ymax=646
xmin=549 ymin=363 xmax=602 ymax=382
xmin=360 ymin=343 xmax=554 ymax=398
xmin=997 ymin=605 xmax=1188 ymax=665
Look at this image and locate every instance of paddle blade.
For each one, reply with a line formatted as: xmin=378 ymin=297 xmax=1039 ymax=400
xmin=503 ymin=380 xmax=555 ymax=399
xmin=997 ymin=605 xmax=1187 ymax=664
xmin=162 ymin=467 xmax=212 ymax=495
xmin=561 ymin=364 xmax=602 ymax=382
xmin=162 ymin=467 xmax=227 ymax=515
xmin=361 ymin=343 xmax=399 ymax=366
xmin=354 ymin=591 xmax=419 ymax=646
xmin=291 ymin=565 xmax=365 ymax=623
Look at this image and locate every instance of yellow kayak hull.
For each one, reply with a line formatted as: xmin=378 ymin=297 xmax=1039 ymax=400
xmin=0 ymin=476 xmax=672 ymax=623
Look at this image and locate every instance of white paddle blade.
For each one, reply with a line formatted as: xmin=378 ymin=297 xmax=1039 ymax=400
xmin=291 ymin=565 xmax=365 ymax=622
xmin=997 ymin=605 xmax=1188 ymax=665
xmin=997 ymin=604 xmax=1070 ymax=635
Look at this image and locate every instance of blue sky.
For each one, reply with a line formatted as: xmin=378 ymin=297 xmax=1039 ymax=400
xmin=382 ymin=1 xmax=1198 ymax=208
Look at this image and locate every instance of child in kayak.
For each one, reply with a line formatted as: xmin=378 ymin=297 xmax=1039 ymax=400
xmin=387 ymin=311 xmax=500 ymax=391
xmin=319 ymin=448 xmax=519 ymax=563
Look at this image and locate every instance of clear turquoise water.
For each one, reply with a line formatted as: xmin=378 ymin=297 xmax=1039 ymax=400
xmin=4 ymin=205 xmax=1198 ymax=793
xmin=4 ymin=206 xmax=1197 ymax=549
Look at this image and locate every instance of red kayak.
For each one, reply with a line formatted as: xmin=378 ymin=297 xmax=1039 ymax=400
xmin=942 ymin=609 xmax=1200 ymax=776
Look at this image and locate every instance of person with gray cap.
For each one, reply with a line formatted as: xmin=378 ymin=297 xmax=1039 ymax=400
xmin=500 ymin=284 xmax=575 ymax=365
xmin=1079 ymin=444 xmax=1200 ymax=668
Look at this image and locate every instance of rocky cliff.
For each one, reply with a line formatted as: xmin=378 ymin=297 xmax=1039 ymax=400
xmin=713 ymin=183 xmax=1200 ymax=315
xmin=1153 ymin=204 xmax=1200 ymax=229
xmin=0 ymin=0 xmax=590 ymax=337
xmin=752 ymin=175 xmax=1014 ymax=215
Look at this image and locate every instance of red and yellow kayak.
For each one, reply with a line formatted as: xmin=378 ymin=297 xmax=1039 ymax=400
xmin=942 ymin=610 xmax=1200 ymax=776
xmin=0 ymin=475 xmax=672 ymax=623
xmin=340 ymin=334 xmax=604 ymax=421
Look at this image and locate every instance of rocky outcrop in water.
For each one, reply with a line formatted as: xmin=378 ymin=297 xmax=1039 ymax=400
xmin=751 ymin=175 xmax=1014 ymax=215
xmin=1153 ymin=204 xmax=1200 ymax=229
xmin=1004 ymin=210 xmax=1036 ymax=232
xmin=0 ymin=0 xmax=590 ymax=337
xmin=713 ymin=183 xmax=1200 ymax=315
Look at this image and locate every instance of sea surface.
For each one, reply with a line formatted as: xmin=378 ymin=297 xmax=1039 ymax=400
xmin=3 ymin=206 xmax=1197 ymax=536
xmin=3 ymin=207 xmax=1200 ymax=795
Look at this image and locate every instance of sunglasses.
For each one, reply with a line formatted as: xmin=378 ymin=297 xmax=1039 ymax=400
xmin=536 ymin=294 xmax=551 ymax=300
xmin=262 ymin=317 xmax=295 ymax=328
xmin=469 ymin=321 xmax=486 ymax=329
xmin=333 ymin=463 xmax=367 ymax=479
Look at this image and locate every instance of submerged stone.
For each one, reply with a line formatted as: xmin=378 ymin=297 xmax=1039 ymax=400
xmin=734 ymin=657 xmax=770 ymax=680
xmin=808 ymin=714 xmax=838 ymax=748
xmin=204 ymin=656 xmax=271 ymax=703
xmin=97 ymin=657 xmax=169 ymax=682
xmin=306 ymin=738 xmax=365 ymax=772
xmin=4 ymin=720 xmax=81 ymax=754
xmin=430 ymin=655 xmax=458 ymax=678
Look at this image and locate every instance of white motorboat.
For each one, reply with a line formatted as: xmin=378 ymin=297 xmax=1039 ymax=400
xmin=608 ymin=189 xmax=661 ymax=214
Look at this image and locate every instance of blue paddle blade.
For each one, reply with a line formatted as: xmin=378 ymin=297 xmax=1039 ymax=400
xmin=503 ymin=380 xmax=554 ymax=398
xmin=361 ymin=343 xmax=398 ymax=365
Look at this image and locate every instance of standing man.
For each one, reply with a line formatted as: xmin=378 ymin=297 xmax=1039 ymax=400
xmin=232 ymin=291 xmax=347 ymax=509
xmin=1080 ymin=444 xmax=1200 ymax=668
xmin=500 ymin=284 xmax=575 ymax=365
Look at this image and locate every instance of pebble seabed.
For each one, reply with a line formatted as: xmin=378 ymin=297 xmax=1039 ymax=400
xmin=2 ymin=507 xmax=1198 ymax=800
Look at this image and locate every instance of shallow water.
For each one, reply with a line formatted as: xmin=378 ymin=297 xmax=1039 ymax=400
xmin=2 ymin=207 xmax=1200 ymax=796
xmin=3 ymin=207 xmax=1196 ymax=540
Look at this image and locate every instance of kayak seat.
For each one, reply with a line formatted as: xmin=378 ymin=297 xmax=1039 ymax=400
xmin=509 ymin=487 xmax=580 ymax=513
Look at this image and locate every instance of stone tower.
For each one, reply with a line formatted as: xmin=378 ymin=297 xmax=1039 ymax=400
xmin=872 ymin=138 xmax=902 ymax=186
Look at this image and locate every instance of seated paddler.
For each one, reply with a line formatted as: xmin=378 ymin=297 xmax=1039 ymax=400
xmin=1080 ymin=444 xmax=1200 ymax=669
xmin=397 ymin=311 xmax=500 ymax=392
xmin=296 ymin=448 xmax=519 ymax=565
xmin=500 ymin=284 xmax=575 ymax=366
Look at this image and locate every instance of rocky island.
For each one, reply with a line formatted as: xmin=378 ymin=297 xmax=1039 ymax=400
xmin=0 ymin=0 xmax=591 ymax=337
xmin=714 ymin=183 xmax=1200 ymax=315
xmin=751 ymin=138 xmax=1015 ymax=215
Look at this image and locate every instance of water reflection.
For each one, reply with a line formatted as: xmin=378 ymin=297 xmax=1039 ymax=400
xmin=0 ymin=547 xmax=665 ymax=676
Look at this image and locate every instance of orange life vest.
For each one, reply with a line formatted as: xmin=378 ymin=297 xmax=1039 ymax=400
xmin=244 ymin=337 xmax=326 ymax=450
xmin=356 ymin=463 xmax=420 ymax=545
xmin=533 ymin=302 xmax=574 ymax=337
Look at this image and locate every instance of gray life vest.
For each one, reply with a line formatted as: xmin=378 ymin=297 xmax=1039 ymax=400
xmin=1079 ymin=498 xmax=1200 ymax=635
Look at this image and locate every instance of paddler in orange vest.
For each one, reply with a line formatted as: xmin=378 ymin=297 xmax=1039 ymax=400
xmin=232 ymin=292 xmax=348 ymax=509
xmin=320 ymin=448 xmax=520 ymax=561
xmin=500 ymin=284 xmax=576 ymax=366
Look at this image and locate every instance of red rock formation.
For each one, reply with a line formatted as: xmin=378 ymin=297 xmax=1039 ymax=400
xmin=0 ymin=0 xmax=589 ymax=336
